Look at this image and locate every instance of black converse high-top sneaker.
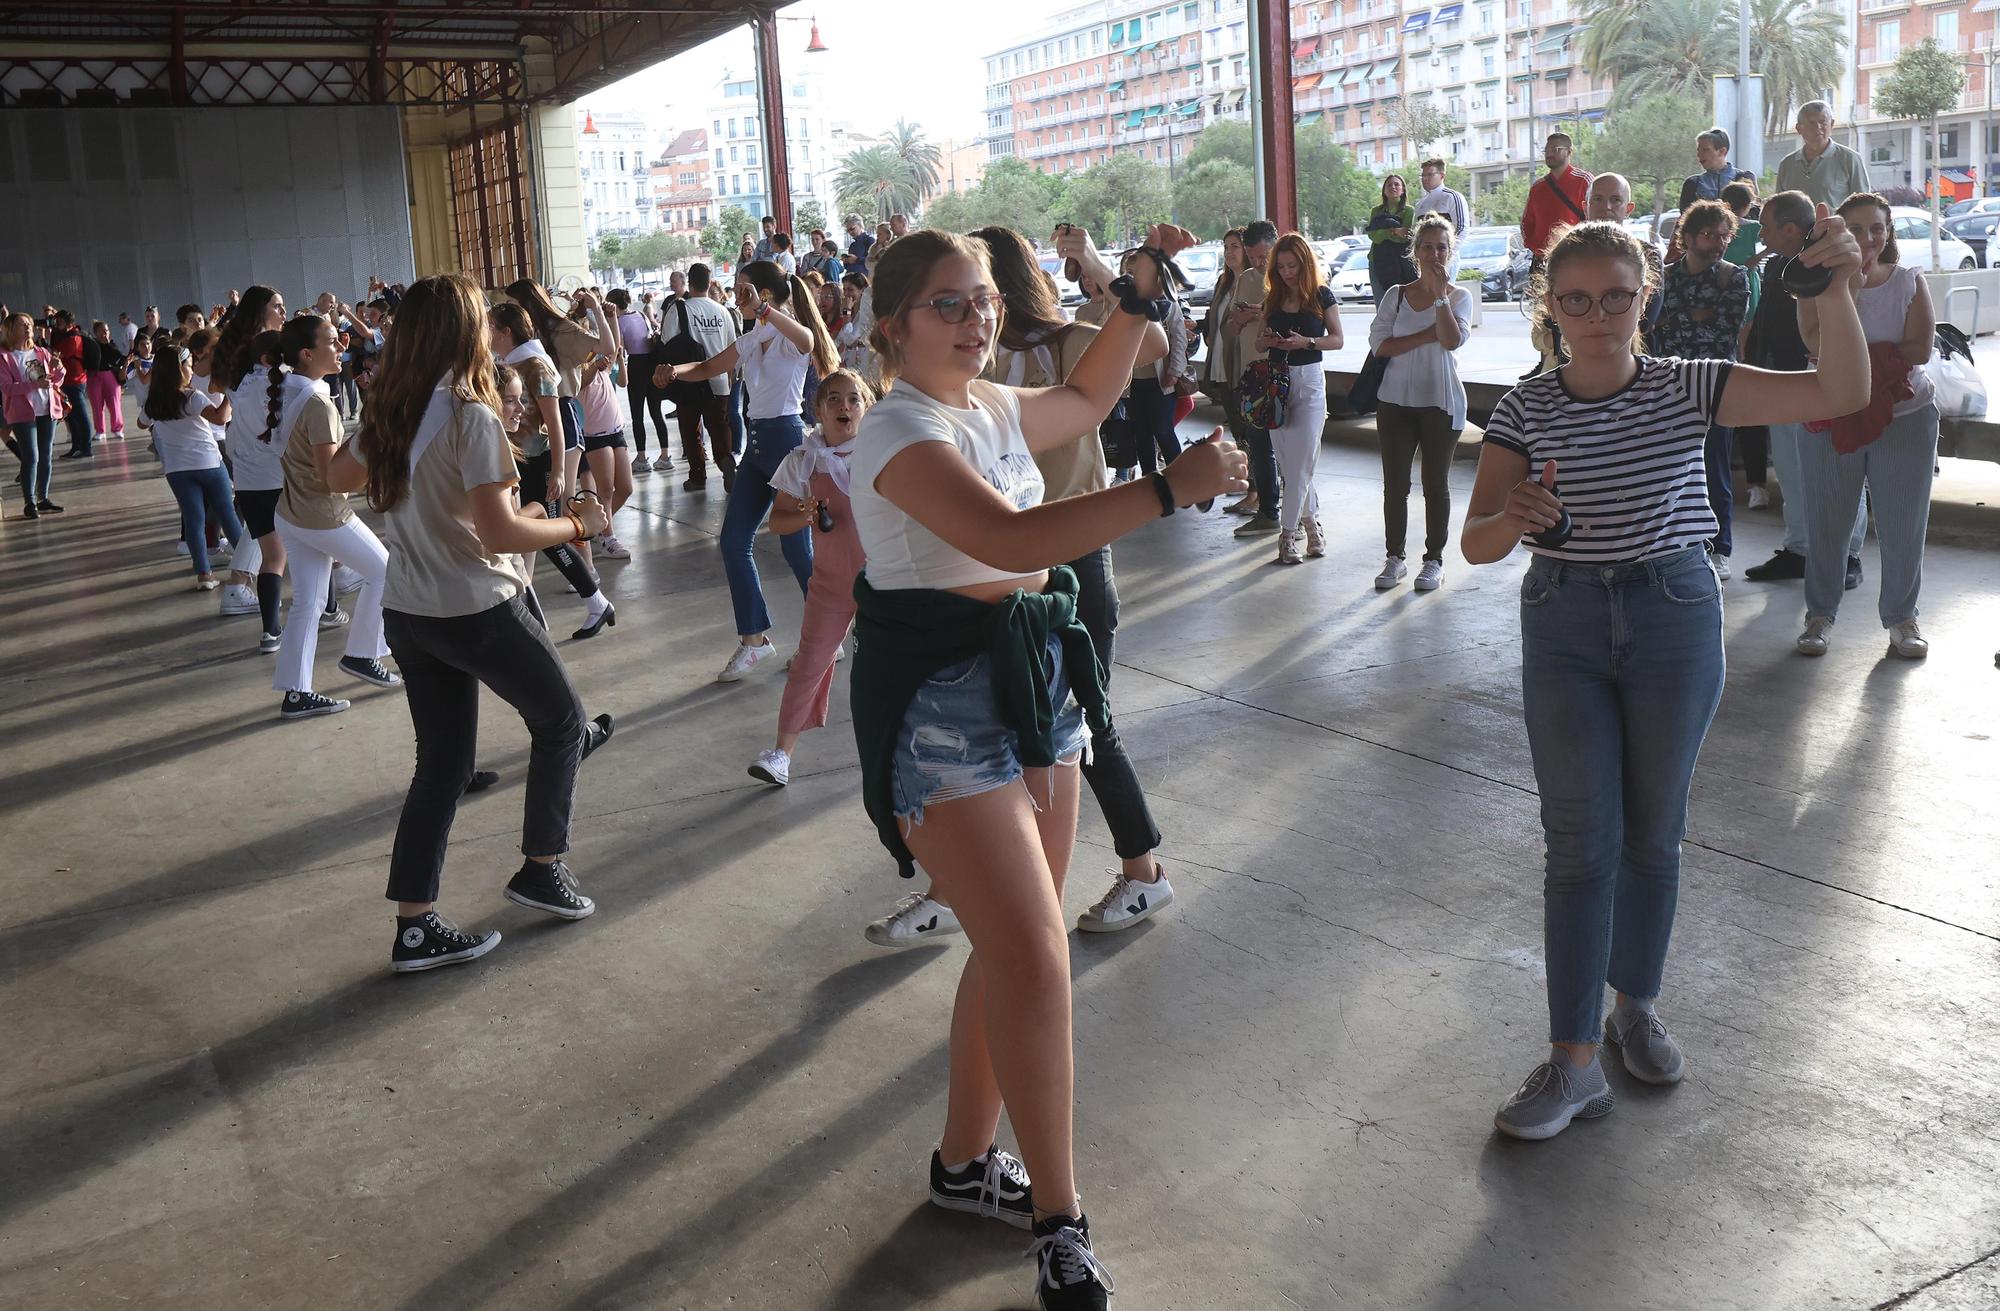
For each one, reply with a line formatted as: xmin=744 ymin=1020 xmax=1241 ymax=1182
xmin=391 ymin=913 xmax=501 ymax=973
xmin=929 ymin=1146 xmax=1033 ymax=1229
xmin=1027 ymin=1212 xmax=1113 ymax=1310
xmin=503 ymin=859 xmax=595 ymax=920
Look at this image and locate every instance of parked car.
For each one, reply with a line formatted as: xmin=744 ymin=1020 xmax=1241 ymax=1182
xmin=1889 ymin=206 xmax=1980 ymax=271
xmin=1178 ymin=244 xmax=1223 ymax=306
xmin=1313 ymin=236 xmax=1366 ymax=276
xmin=1459 ymin=227 xmax=1532 ymax=300
xmin=1038 ymin=252 xmax=1088 ymax=308
xmin=1626 ymin=208 xmax=1680 ymax=249
xmin=1330 ymin=247 xmax=1374 ymax=302
xmin=1943 ymin=211 xmax=1999 ymax=267
xmin=1945 ymin=196 xmax=2000 ymax=218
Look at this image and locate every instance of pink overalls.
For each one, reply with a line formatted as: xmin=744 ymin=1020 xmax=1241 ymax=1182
xmin=773 ymin=433 xmax=862 ymax=735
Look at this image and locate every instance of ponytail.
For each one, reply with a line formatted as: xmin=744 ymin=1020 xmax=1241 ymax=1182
xmin=261 ymin=316 xmax=327 ymax=444
xmin=263 ymin=361 xmax=284 ymax=443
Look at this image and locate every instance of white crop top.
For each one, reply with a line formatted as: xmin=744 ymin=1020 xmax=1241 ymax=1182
xmin=849 ymin=378 xmax=1045 ymax=591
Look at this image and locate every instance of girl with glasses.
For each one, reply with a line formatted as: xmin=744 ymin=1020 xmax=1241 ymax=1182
xmin=848 ymin=223 xmax=1244 ymax=1309
xmin=1462 ymin=213 xmax=1869 ymax=1141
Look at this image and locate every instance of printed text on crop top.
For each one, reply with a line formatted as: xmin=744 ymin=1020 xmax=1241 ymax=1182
xmin=1480 ymin=357 xmax=1731 ymax=563
xmin=848 ymin=378 xmax=1045 ymax=591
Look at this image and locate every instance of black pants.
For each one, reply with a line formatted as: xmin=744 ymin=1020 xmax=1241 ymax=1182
xmin=625 ymin=350 xmax=670 ymax=457
xmin=1125 ymin=378 xmax=1183 ymax=476
xmin=1738 ymin=425 xmax=1769 ymax=486
xmin=383 ymin=594 xmax=585 ymax=904
xmin=673 ymin=387 xmax=738 ymax=482
xmin=1068 ymin=547 xmax=1162 ymax=861
xmin=518 ymin=451 xmax=601 ymax=600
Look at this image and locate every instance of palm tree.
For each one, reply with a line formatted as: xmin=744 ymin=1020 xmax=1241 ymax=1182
xmin=1599 ymin=0 xmax=1737 ymax=108
xmin=887 ymin=118 xmax=944 ymax=200
xmin=1748 ymin=0 xmax=1848 ymax=136
xmin=835 ymin=145 xmax=920 ymax=222
xmin=1575 ymin=0 xmax=1651 ymax=87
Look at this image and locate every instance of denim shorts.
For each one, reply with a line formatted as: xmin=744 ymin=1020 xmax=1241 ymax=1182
xmin=890 ymin=635 xmax=1089 ymax=827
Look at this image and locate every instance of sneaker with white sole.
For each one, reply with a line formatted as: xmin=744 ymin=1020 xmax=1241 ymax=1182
xmin=503 ymin=858 xmax=596 ymax=920
xmin=748 ymin=747 xmax=791 ymax=786
xmin=339 ymin=655 xmax=401 ymax=688
xmin=1077 ymin=868 xmax=1174 ymax=933
xmin=1746 ymin=485 xmax=1770 ymax=510
xmin=280 ymin=689 xmax=350 ymax=720
xmin=1414 ymin=559 xmax=1444 ymax=592
xmin=1603 ymin=1004 xmax=1687 ymax=1085
xmin=1887 ymin=620 xmax=1928 ymax=659
xmin=391 ymin=912 xmax=501 ymax=973
xmin=717 ymin=641 xmax=781 ymax=682
xmin=1796 ymin=615 xmax=1834 ymax=657
xmin=652 ymin=455 xmax=674 ymax=473
xmin=632 ymin=458 xmax=652 ymax=477
xmin=333 ymin=564 xmax=365 ymax=595
xmin=864 ymin=892 xmax=963 ymax=948
xmin=258 ymin=631 xmax=282 ymax=654
xmin=1492 ymin=1052 xmax=1615 ymax=1141
xmin=596 ymin=532 xmax=630 ymax=559
xmin=1374 ymin=555 xmax=1408 ymax=590
xmin=319 ymin=607 xmax=349 ymax=630
xmin=930 ymin=1146 xmax=1034 ymax=1229
xmin=1714 ymin=556 xmax=1732 ymax=581
xmin=1028 ymin=1213 xmax=1115 ymax=1310
xmin=219 ymin=583 xmax=259 ymax=616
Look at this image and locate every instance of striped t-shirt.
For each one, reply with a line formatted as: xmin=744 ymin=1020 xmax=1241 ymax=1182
xmin=1481 ymin=357 xmax=1731 ymax=563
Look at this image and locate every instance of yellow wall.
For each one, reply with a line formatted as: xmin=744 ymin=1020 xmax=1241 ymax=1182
xmin=533 ymin=102 xmax=589 ymax=284
xmin=406 ymin=142 xmax=460 ymax=279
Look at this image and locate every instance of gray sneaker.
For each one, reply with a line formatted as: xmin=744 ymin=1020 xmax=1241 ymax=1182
xmin=1604 ymin=1006 xmax=1687 ymax=1085
xmin=1493 ymin=1055 xmax=1615 ymax=1141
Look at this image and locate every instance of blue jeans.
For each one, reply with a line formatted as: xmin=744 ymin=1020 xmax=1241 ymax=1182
xmin=61 ymin=383 xmax=93 ymax=454
xmin=10 ymin=415 xmax=54 ymax=504
xmin=1797 ymin=403 xmax=1938 ymax=627
xmin=719 ymin=415 xmax=813 ymax=636
xmin=1519 ymin=544 xmax=1725 ymax=1044
xmin=728 ymin=379 xmax=747 ymax=457
xmin=166 ymin=465 xmax=245 ymax=575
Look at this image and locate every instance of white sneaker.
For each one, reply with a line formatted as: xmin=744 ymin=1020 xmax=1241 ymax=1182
xmin=717 ymin=641 xmax=781 ymax=682
xmin=632 ymin=458 xmax=652 ymax=477
xmin=1747 ymin=485 xmax=1770 ymax=510
xmin=333 ymin=564 xmax=365 ymax=595
xmin=1374 ymin=555 xmax=1408 ymax=590
xmin=1796 ymin=616 xmax=1834 ymax=657
xmin=1887 ymin=620 xmax=1929 ymax=659
xmin=219 ymin=583 xmax=259 ymax=616
xmin=1714 ymin=556 xmax=1732 ymax=581
xmin=596 ymin=532 xmax=630 ymax=559
xmin=651 ymin=455 xmax=674 ymax=473
xmin=1414 ymin=559 xmax=1444 ymax=592
xmin=1077 ymin=868 xmax=1175 ymax=933
xmin=748 ymin=748 xmax=791 ymax=786
xmin=864 ymin=893 xmax=963 ymax=948
xmin=319 ymin=607 xmax=350 ymax=630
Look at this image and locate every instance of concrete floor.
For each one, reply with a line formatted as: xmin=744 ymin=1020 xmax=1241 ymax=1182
xmin=5 ymin=411 xmax=2000 ymax=1310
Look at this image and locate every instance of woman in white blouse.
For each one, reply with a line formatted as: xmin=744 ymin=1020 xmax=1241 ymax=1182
xmin=1366 ymin=215 xmax=1472 ymax=592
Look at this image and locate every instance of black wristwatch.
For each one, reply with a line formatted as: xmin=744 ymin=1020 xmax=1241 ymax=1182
xmin=1150 ymin=471 xmax=1176 ymax=517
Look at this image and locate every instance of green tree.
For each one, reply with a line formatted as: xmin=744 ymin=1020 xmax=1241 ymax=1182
xmin=1746 ymin=0 xmax=1849 ymax=136
xmin=1593 ymin=92 xmax=1716 ymax=224
xmin=1876 ymin=37 xmax=1969 ymax=265
xmin=835 ymin=145 xmax=922 ymax=222
xmin=915 ymin=157 xmax=1065 ymax=235
xmin=1579 ymin=0 xmax=1846 ymax=131
xmin=1173 ymin=159 xmax=1255 ymax=239
xmin=793 ymin=199 xmax=828 ymax=235
xmin=1058 ymin=153 xmax=1171 ymax=245
xmin=1395 ymin=99 xmax=1460 ymax=160
xmin=886 ymin=119 xmax=944 ymax=201
xmin=1183 ymin=118 xmax=1253 ymax=172
xmin=699 ymin=203 xmax=759 ymax=264
xmin=1296 ymin=127 xmax=1375 ymax=235
xmin=590 ymin=233 xmax=625 ymax=276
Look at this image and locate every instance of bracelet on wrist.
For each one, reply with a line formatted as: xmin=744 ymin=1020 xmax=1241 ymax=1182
xmin=1149 ymin=471 xmax=1176 ymax=518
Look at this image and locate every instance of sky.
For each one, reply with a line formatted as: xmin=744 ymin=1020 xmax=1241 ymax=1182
xmin=584 ymin=0 xmax=1072 ymax=146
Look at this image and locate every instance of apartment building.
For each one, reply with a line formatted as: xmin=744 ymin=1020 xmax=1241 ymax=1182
xmin=703 ymin=69 xmax=837 ymax=222
xmin=982 ymin=0 xmax=1620 ymax=202
xmin=577 ymin=108 xmax=663 ymax=241
xmin=1852 ymin=0 xmax=2000 ymax=199
xmin=649 ymin=128 xmax=713 ymax=240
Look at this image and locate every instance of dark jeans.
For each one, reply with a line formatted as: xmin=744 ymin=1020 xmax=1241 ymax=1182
xmin=1737 ymin=425 xmax=1769 ymax=487
xmin=10 ymin=415 xmax=53 ymax=504
xmin=166 ymin=465 xmax=244 ymax=575
xmin=1068 ymin=547 xmax=1162 ymax=860
xmin=61 ymin=383 xmax=93 ymax=454
xmin=1376 ymin=400 xmax=1459 ymax=561
xmin=1703 ymin=424 xmax=1734 ymax=558
xmin=1245 ymin=424 xmax=1280 ymax=521
xmin=625 ymin=350 xmax=670 ymax=457
xmin=1369 ymin=245 xmax=1415 ymax=302
xmin=728 ymin=379 xmax=748 ymax=457
xmin=721 ymin=415 xmax=813 ymax=635
xmin=674 ymin=387 xmax=738 ymax=482
xmin=1124 ymin=378 xmax=1183 ymax=475
xmin=383 ymin=594 xmax=586 ymax=904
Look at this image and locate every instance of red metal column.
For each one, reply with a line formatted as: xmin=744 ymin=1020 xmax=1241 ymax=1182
xmin=1254 ymin=0 xmax=1298 ymax=233
xmin=507 ymin=112 xmax=530 ymax=280
xmin=752 ymin=11 xmax=793 ymax=233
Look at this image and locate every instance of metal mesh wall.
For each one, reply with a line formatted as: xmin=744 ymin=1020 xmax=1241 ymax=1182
xmin=0 ymin=106 xmax=413 ymax=320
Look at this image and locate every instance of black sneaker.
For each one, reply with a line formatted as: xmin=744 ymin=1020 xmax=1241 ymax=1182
xmin=1845 ymin=555 xmax=1863 ymax=591
xmin=464 ymin=769 xmax=501 ymax=794
xmin=280 ymin=689 xmax=351 ymax=719
xmin=1027 ymin=1213 xmax=1113 ymax=1310
xmin=582 ymin=712 xmax=614 ymax=761
xmin=392 ymin=912 xmax=501 ymax=973
xmin=34 ymin=499 xmax=63 ymax=513
xmin=1743 ymin=548 xmax=1805 ymax=582
xmin=19 ymin=502 xmax=38 ymax=520
xmin=504 ymin=858 xmax=595 ymax=919
xmin=929 ymin=1146 xmax=1033 ymax=1229
xmin=339 ymin=655 xmax=402 ymax=688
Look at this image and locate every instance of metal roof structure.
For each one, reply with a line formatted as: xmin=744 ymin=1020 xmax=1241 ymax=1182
xmin=0 ymin=0 xmax=760 ymax=108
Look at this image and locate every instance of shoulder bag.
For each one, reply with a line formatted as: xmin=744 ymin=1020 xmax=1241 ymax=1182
xmin=1345 ymin=287 xmax=1401 ymax=417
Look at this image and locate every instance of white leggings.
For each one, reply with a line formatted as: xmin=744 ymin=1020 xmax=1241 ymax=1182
xmin=1270 ymin=364 xmax=1329 ymax=534
xmin=272 ymin=515 xmax=389 ymax=694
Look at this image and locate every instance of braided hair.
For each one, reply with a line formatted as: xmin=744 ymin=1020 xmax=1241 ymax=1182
xmin=260 ymin=319 xmax=320 ymax=443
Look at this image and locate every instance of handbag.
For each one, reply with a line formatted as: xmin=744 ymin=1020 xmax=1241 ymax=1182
xmin=1346 ymin=287 xmax=1401 ymax=417
xmin=1098 ymin=396 xmax=1140 ymax=469
xmin=1930 ymin=323 xmax=1986 ymax=420
xmin=1237 ymin=358 xmax=1289 ymax=429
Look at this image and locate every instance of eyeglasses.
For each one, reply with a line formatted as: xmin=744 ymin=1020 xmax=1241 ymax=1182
xmin=1553 ymin=288 xmax=1640 ymax=318
xmin=913 ymin=292 xmax=1006 ymax=325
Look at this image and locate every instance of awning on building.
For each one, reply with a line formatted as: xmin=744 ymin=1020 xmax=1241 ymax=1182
xmin=1144 ymin=104 xmax=1165 ymax=118
xmin=1319 ymin=71 xmax=1346 ymax=90
xmin=1435 ymin=3 xmax=1464 ymax=21
xmin=1125 ymin=110 xmax=1146 ymax=128
xmin=1297 ymin=109 xmax=1325 ymax=126
xmin=1340 ymin=64 xmax=1370 ymax=86
xmin=1402 ymin=11 xmax=1432 ymax=32
xmin=1294 ymin=38 xmax=1320 ymax=59
xmin=1108 ymin=80 xmax=1125 ymax=94
xmin=1534 ymin=24 xmax=1573 ymax=53
xmin=1176 ymin=100 xmax=1202 ymax=117
xmin=1369 ymin=60 xmax=1399 ymax=80
xmin=1294 ymin=74 xmax=1320 ymax=95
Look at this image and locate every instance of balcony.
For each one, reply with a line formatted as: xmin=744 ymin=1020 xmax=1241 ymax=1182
xmin=1537 ymin=87 xmax=1611 ymax=116
xmin=1858 ymin=46 xmax=1897 ymax=67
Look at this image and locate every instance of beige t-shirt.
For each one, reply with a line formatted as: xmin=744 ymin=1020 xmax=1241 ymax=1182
xmin=277 ymin=393 xmax=352 ymax=531
xmin=549 ymin=318 xmax=604 ymax=398
xmin=378 ymin=399 xmax=532 ymax=618
xmin=983 ymin=325 xmax=1107 ymax=502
